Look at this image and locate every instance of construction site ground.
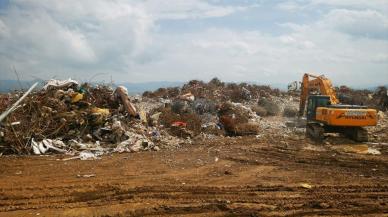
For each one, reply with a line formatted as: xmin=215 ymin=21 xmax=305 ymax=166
xmin=1 ymin=133 xmax=387 ymax=217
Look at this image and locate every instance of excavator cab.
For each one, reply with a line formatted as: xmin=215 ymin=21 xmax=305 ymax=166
xmin=306 ymin=95 xmax=330 ymax=121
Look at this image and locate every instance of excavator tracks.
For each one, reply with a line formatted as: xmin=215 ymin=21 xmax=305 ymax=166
xmin=345 ymin=127 xmax=369 ymax=142
xmin=306 ymin=123 xmax=325 ymax=141
xmin=307 ymin=123 xmax=369 ymax=142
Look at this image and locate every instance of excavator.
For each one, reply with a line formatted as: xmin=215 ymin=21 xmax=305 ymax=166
xmin=298 ymin=73 xmax=377 ymax=142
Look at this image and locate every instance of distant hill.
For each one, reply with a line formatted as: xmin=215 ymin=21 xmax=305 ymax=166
xmin=0 ymin=80 xmax=44 ymax=92
xmin=0 ymin=80 xmax=184 ymax=94
xmin=0 ymin=80 xmax=385 ymax=94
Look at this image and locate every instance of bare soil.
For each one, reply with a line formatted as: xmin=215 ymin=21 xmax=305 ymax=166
xmin=0 ymin=136 xmax=387 ymax=217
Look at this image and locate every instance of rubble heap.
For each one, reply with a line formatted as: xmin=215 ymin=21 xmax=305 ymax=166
xmin=142 ymin=78 xmax=299 ymax=139
xmin=0 ymin=80 xmax=187 ymax=155
xmin=337 ymin=85 xmax=388 ymax=111
xmin=143 ymin=78 xmax=282 ymax=103
xmin=0 ymin=78 xmax=386 ymax=157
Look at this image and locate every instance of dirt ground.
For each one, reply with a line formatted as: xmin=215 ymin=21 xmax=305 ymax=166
xmin=0 ymin=135 xmax=387 ymax=217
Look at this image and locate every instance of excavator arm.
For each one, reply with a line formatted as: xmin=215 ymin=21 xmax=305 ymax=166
xmin=299 ymin=73 xmax=339 ymax=116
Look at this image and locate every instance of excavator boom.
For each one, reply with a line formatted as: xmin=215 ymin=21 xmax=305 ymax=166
xmin=299 ymin=73 xmax=339 ymax=116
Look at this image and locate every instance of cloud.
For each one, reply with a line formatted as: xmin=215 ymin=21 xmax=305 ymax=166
xmin=279 ymin=6 xmax=388 ymax=40
xmin=311 ymin=0 xmax=388 ymax=11
xmin=0 ymin=0 xmax=154 ymax=79
xmin=373 ymin=53 xmax=388 ymax=63
xmin=132 ymin=9 xmax=387 ymax=85
xmin=0 ymin=0 xmax=251 ymax=80
xmin=0 ymin=19 xmax=7 ymax=36
xmin=279 ymin=35 xmax=316 ymax=49
xmin=143 ymin=0 xmax=253 ymax=20
xmin=321 ymin=9 xmax=388 ymax=39
xmin=277 ymin=1 xmax=307 ymax=12
xmin=0 ymin=0 xmax=386 ymax=86
xmin=278 ymin=0 xmax=388 ymax=13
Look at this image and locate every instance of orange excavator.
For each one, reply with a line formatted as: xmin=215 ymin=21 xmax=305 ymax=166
xmin=299 ymin=73 xmax=377 ymax=142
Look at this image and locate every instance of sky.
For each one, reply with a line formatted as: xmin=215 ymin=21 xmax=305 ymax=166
xmin=0 ymin=0 xmax=387 ymax=86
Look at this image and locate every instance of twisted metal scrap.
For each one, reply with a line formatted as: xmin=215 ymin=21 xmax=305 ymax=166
xmin=0 ymin=82 xmax=38 ymax=123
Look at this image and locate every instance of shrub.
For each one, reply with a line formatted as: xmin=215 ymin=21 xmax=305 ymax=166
xmin=283 ymin=106 xmax=298 ymax=117
xmin=252 ymin=105 xmax=268 ymax=116
xmin=258 ymin=98 xmax=280 ymax=116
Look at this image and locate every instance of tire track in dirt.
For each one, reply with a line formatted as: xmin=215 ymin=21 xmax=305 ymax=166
xmin=1 ymin=185 xmax=387 ymax=216
xmin=1 ymin=137 xmax=387 ymax=216
xmin=221 ymin=144 xmax=388 ymax=176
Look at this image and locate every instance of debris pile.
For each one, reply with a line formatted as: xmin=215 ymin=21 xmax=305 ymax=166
xmin=143 ymin=78 xmax=298 ymax=138
xmin=0 ymin=79 xmax=187 ymax=155
xmin=337 ymin=85 xmax=388 ymax=111
xmin=0 ymin=78 xmax=387 ymax=157
xmin=369 ymin=111 xmax=388 ymax=143
xmin=218 ymin=102 xmax=260 ymax=136
xmin=143 ymin=78 xmax=281 ymax=103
